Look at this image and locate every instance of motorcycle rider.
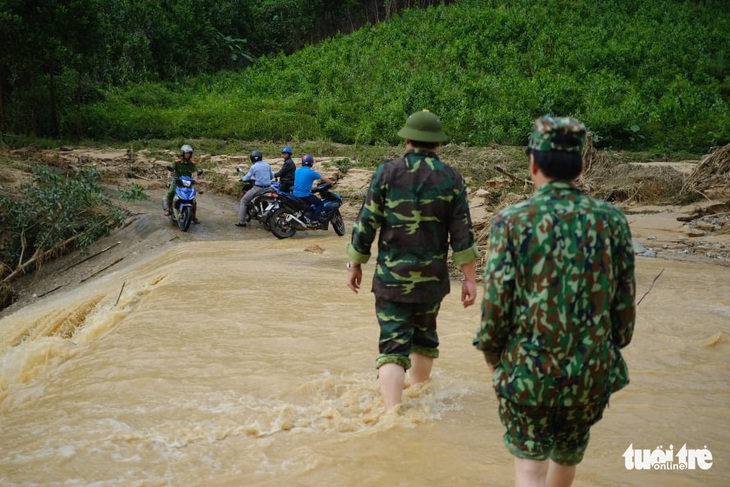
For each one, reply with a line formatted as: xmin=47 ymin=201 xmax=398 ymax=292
xmin=274 ymin=147 xmax=296 ymax=193
xmin=165 ymin=144 xmax=202 ymax=224
xmin=292 ymin=154 xmax=335 ymax=223
xmin=236 ymin=150 xmax=275 ymax=227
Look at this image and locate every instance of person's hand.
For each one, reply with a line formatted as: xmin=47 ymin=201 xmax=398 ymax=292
xmin=347 ymin=266 xmax=362 ymax=293
xmin=461 ymin=279 xmax=477 ymax=308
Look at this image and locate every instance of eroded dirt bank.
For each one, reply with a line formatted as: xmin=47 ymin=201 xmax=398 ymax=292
xmin=1 ymin=144 xmax=729 ymax=317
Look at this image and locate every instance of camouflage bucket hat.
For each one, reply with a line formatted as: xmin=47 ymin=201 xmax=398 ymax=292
xmin=528 ymin=115 xmax=586 ymax=154
xmin=397 ymin=109 xmax=449 ymax=143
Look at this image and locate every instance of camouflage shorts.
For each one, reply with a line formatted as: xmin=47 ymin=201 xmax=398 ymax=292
xmin=374 ymin=297 xmax=441 ymax=370
xmin=498 ymin=395 xmax=607 ymax=466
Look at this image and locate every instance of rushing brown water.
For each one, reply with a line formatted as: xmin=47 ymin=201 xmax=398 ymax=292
xmin=0 ymin=227 xmax=728 ymax=486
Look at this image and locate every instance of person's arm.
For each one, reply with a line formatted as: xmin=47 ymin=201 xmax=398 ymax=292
xmin=612 ymin=214 xmax=637 ymax=349
xmin=168 ymin=161 xmax=181 ymax=182
xmin=449 ymin=178 xmax=481 ymax=307
xmin=275 ymin=161 xmax=292 ymax=179
xmin=473 ymin=216 xmax=514 ymax=369
xmin=241 ymin=166 xmax=254 ymax=182
xmin=312 ymin=170 xmax=335 ymax=185
xmin=460 ymin=260 xmax=477 ymax=308
xmin=346 ymin=167 xmax=385 ymax=292
xmin=346 ymin=261 xmax=362 ymax=293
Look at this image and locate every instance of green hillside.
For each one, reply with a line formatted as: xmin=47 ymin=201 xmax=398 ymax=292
xmin=84 ymin=0 xmax=730 ymax=152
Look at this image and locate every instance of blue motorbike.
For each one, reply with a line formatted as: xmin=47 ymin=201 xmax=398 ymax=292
xmin=268 ymin=182 xmax=345 ymax=239
xmin=163 ymin=173 xmax=198 ymax=232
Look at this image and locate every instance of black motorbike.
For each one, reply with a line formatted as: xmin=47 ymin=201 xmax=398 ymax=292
xmin=238 ymin=169 xmax=281 ymax=230
xmin=268 ymin=182 xmax=346 ymax=239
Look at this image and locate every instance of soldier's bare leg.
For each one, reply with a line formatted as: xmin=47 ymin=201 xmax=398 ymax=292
xmin=546 ymin=460 xmax=575 ymax=487
xmin=409 ymin=353 xmax=433 ymax=383
xmin=378 ymin=363 xmax=405 ymax=411
xmin=514 ymin=457 xmax=576 ymax=487
xmin=514 ymin=458 xmax=548 ymax=487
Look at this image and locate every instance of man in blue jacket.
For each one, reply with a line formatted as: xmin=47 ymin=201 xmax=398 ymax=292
xmin=292 ymin=154 xmax=334 ymax=222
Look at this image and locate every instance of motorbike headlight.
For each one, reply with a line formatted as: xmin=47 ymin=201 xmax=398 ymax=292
xmin=182 ymin=179 xmax=192 ymax=187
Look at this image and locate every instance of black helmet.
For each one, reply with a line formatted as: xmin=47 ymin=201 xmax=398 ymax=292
xmin=302 ymin=154 xmax=314 ymax=167
xmin=180 ymin=144 xmax=194 ymax=157
xmin=250 ymin=150 xmax=263 ymax=163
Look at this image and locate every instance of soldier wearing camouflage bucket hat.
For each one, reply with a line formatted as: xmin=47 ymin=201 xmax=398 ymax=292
xmin=347 ymin=110 xmax=480 ymax=412
xmin=474 ymin=115 xmax=636 ymax=486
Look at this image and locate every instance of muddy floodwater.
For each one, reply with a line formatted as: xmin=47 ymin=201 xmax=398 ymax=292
xmin=0 ymin=221 xmax=728 ymax=486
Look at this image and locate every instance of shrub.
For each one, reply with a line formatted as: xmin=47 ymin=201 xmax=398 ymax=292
xmin=0 ymin=165 xmax=127 ymax=309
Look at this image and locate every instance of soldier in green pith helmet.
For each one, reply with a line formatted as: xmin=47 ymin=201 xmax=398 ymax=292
xmin=474 ymin=115 xmax=637 ymax=487
xmin=347 ymin=109 xmax=480 ymax=412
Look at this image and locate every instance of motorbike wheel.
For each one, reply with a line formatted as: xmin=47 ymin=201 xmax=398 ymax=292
xmin=263 ymin=201 xmax=279 ymax=231
xmin=269 ymin=208 xmax=297 ymax=239
xmin=246 ymin=208 xmax=257 ymax=227
xmin=178 ymin=206 xmax=192 ymax=232
xmin=263 ymin=215 xmax=273 ymax=231
xmin=331 ymin=209 xmax=346 ymax=236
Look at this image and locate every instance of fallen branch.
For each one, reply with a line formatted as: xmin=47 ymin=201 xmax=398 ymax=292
xmin=115 ymin=281 xmax=126 ymax=306
xmin=129 ymin=174 xmax=153 ymax=181
xmin=1 ymin=217 xmax=119 ymax=284
xmin=637 ymin=268 xmax=665 ymax=306
xmin=2 ymin=235 xmax=78 ymax=285
xmin=61 ymin=241 xmax=121 ymax=272
xmin=37 ymin=284 xmax=64 ymax=298
xmin=79 ymin=257 xmax=125 ymax=283
xmin=495 ymin=165 xmax=532 ymax=185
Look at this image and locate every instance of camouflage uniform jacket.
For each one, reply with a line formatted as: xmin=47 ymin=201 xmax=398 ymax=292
xmin=474 ymin=181 xmax=636 ymax=407
xmin=347 ymin=148 xmax=480 ymax=303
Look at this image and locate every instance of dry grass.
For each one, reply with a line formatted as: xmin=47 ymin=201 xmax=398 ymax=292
xmin=682 ymin=144 xmax=730 ymax=201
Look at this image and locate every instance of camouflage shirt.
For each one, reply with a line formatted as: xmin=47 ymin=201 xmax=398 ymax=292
xmin=474 ymin=181 xmax=636 ymax=407
xmin=347 ymin=148 xmax=480 ymax=303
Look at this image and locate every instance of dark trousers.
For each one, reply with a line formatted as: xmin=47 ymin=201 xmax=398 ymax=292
xmin=301 ymin=194 xmax=323 ymax=220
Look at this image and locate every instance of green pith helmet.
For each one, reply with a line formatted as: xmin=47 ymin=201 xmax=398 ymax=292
xmin=397 ymin=109 xmax=449 ymax=143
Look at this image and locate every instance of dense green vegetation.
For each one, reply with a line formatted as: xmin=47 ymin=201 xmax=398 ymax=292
xmin=3 ymin=0 xmax=726 ymax=310
xmin=0 ymin=0 xmax=448 ymax=139
xmin=0 ymin=165 xmax=127 ymax=307
xmin=81 ymin=0 xmax=730 ymax=153
xmin=2 ymin=1 xmax=727 ymax=153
